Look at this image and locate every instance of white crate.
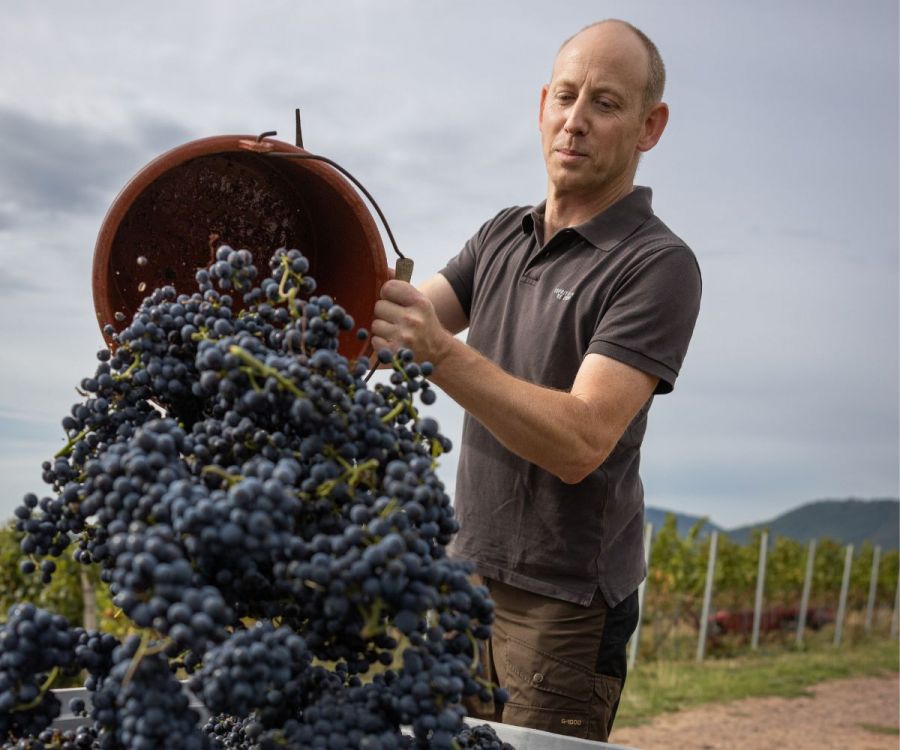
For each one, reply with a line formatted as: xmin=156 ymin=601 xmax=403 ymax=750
xmin=51 ymin=687 xmax=638 ymax=749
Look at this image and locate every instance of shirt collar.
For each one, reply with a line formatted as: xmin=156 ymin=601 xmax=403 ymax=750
xmin=521 ymin=186 xmax=654 ymax=251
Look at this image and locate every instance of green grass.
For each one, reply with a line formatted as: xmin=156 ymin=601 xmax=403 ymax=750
xmin=859 ymin=723 xmax=900 ymax=736
xmin=617 ymin=635 xmax=900 ymax=727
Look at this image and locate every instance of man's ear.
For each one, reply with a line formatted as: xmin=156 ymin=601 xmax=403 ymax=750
xmin=539 ymin=84 xmax=549 ymax=129
xmin=637 ymin=101 xmax=669 ymax=153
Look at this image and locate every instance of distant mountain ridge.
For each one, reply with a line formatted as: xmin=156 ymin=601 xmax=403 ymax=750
xmin=644 ymin=506 xmax=721 ymax=537
xmin=646 ymin=498 xmax=899 ymax=550
xmin=726 ymin=498 xmax=898 ymax=550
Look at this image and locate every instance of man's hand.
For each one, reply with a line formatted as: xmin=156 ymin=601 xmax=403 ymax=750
xmin=371 ymin=280 xmax=454 ymax=366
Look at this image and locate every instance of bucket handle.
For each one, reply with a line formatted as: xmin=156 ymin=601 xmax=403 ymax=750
xmin=260 ymin=138 xmax=415 ymax=377
xmin=263 ymin=149 xmax=408 ymax=265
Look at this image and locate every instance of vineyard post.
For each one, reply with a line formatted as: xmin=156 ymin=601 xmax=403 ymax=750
xmin=751 ymin=530 xmax=768 ymax=650
xmin=696 ymin=529 xmax=718 ymax=662
xmin=891 ymin=567 xmax=899 ymax=639
xmin=833 ymin=544 xmax=854 ymax=647
xmin=863 ymin=544 xmax=881 ymax=633
xmin=796 ymin=538 xmax=816 ymax=646
xmin=628 ymin=522 xmax=653 ymax=670
xmin=80 ymin=569 xmax=98 ymax=632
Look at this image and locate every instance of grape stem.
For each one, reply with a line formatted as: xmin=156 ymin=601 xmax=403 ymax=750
xmin=190 ymin=326 xmax=210 ymax=342
xmin=359 ymin=600 xmax=385 ymax=639
xmin=465 ymin=629 xmax=489 ymax=678
xmin=12 ymin=666 xmax=60 ymax=712
xmin=201 ymin=465 xmax=243 ymax=486
xmin=317 ymin=453 xmax=380 ymax=499
xmin=243 ymin=368 xmax=264 ymax=393
xmin=54 ymin=427 xmax=90 ymax=458
xmin=380 ymin=400 xmax=407 ymax=424
xmin=277 ymin=255 xmax=307 ymax=320
xmin=277 ymin=255 xmax=292 ymax=299
xmin=112 ymin=352 xmax=141 ymax=382
xmin=228 ymin=345 xmax=307 ymax=399
xmin=121 ymin=631 xmax=171 ymax=688
xmin=378 ymin=498 xmax=399 ymax=519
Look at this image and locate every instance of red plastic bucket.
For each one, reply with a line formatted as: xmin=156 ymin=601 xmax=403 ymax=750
xmin=92 ymin=135 xmax=389 ymax=353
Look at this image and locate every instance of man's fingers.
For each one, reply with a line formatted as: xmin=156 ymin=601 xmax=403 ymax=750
xmin=379 ymin=279 xmax=422 ymax=306
xmin=370 ymin=318 xmax=395 ymax=341
xmin=373 ymin=298 xmax=405 ymax=323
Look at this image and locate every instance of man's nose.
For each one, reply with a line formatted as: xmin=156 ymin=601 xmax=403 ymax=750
xmin=563 ymin=95 xmax=589 ymax=136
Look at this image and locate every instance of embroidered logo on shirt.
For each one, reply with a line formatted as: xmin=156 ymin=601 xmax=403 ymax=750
xmin=553 ymin=287 xmax=574 ymax=301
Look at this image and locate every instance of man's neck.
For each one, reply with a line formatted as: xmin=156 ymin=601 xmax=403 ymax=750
xmin=543 ymin=179 xmax=634 ymax=241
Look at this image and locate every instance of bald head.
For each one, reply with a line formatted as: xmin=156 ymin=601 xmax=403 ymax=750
xmin=555 ymin=20 xmax=666 ymax=111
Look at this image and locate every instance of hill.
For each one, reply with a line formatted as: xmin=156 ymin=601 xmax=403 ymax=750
xmin=727 ymin=498 xmax=899 ymax=550
xmin=645 ymin=506 xmax=722 ymax=538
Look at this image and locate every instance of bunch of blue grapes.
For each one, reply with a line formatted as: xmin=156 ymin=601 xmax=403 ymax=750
xmin=189 ymin=621 xmax=312 ymax=726
xmin=0 ymin=726 xmax=99 ymax=750
xmin=455 ymin=724 xmax=516 ymax=749
xmin=86 ymin=633 xmax=212 ymax=749
xmin=5 ymin=246 xmax=511 ymax=748
xmin=0 ymin=605 xmax=83 ymax=740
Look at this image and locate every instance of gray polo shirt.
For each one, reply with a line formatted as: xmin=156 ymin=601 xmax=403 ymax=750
xmin=440 ymin=187 xmax=701 ymax=608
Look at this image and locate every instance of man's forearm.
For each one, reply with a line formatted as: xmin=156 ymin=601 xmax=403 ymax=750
xmin=371 ymin=278 xmax=658 ymax=483
xmin=429 ymin=336 xmax=614 ymax=484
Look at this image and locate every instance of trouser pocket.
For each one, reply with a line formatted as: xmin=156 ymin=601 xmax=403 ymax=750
xmin=500 ymin=633 xmax=596 ymax=739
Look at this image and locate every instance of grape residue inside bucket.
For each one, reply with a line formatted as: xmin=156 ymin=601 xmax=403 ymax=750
xmin=109 ymin=152 xmax=313 ymax=316
xmin=92 ymin=135 xmax=389 ymax=353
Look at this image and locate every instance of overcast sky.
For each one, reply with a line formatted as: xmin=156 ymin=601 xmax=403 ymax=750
xmin=0 ymin=0 xmax=897 ymax=529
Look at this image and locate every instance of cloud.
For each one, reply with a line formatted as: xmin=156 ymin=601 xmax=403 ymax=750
xmin=0 ymin=411 xmax=60 ymax=443
xmin=134 ymin=115 xmax=194 ymax=155
xmin=0 ymin=105 xmax=191 ymax=227
xmin=0 ymin=267 xmax=40 ymax=295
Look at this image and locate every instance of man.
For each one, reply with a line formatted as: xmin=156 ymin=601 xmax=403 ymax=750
xmin=371 ymin=19 xmax=701 ymax=742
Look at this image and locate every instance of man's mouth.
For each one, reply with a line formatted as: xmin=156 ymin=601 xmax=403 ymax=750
xmin=556 ymin=147 xmax=588 ymax=161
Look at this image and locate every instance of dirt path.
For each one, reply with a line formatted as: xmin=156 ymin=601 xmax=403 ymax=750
xmin=610 ymin=673 xmax=899 ymax=750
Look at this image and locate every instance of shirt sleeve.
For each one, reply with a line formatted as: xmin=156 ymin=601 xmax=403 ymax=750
xmin=438 ymin=209 xmax=518 ymax=320
xmin=438 ymin=241 xmax=476 ymax=320
xmin=586 ymin=245 xmax=702 ymax=395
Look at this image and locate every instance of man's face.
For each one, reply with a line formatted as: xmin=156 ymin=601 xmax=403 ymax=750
xmin=539 ymin=23 xmax=657 ymax=199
